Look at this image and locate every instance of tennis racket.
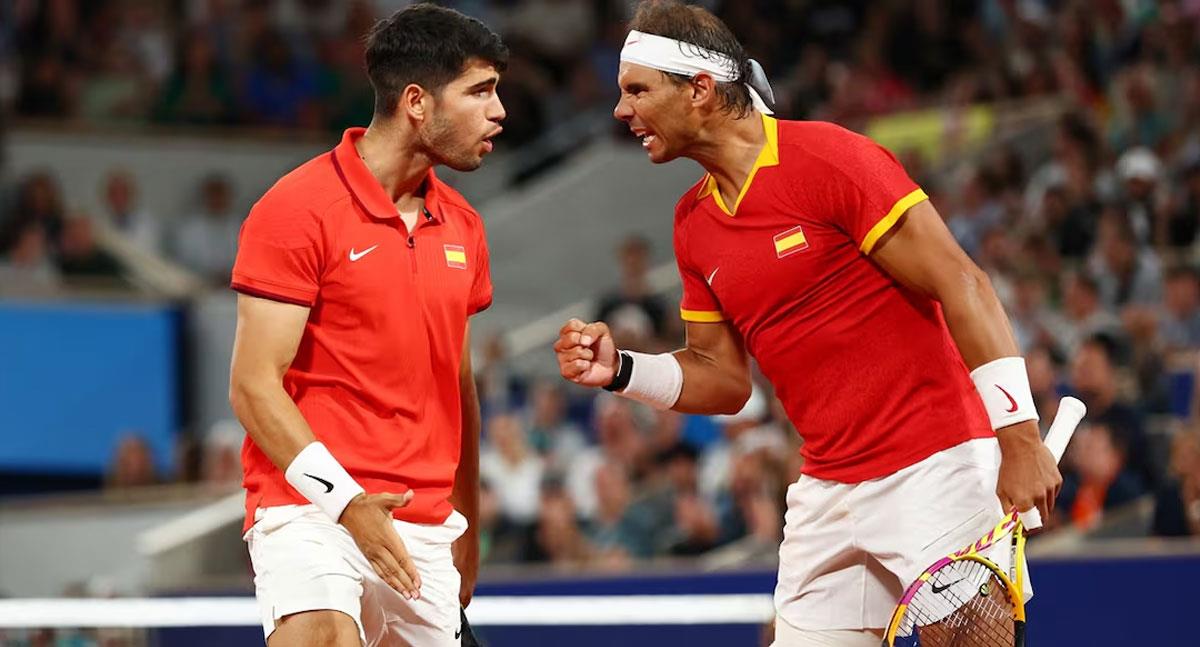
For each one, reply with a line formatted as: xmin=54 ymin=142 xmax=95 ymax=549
xmin=881 ymin=396 xmax=1086 ymax=647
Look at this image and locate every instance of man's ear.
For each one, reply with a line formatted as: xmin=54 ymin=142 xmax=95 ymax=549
xmin=401 ymin=83 xmax=429 ymax=121
xmin=690 ymin=73 xmax=717 ymax=109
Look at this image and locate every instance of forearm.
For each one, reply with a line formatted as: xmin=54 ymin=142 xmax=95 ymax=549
xmin=449 ymin=376 xmax=481 ymax=531
xmin=937 ymin=268 xmax=1041 ymax=441
xmin=230 ymin=377 xmax=318 ymax=471
xmin=671 ymin=347 xmax=751 ymax=415
xmin=938 ymin=267 xmax=1021 ymax=369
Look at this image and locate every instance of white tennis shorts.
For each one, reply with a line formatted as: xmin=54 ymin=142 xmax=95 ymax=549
xmin=773 ymin=437 xmax=1030 ymax=634
xmin=245 ymin=504 xmax=468 ymax=646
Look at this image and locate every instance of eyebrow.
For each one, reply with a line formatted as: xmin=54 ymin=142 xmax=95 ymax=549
xmin=466 ymin=77 xmax=499 ymax=93
xmin=622 ymin=82 xmax=648 ymax=94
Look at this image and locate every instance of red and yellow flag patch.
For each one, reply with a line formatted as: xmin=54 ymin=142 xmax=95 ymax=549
xmin=773 ymin=225 xmax=808 ymax=258
xmin=444 ymin=244 xmax=467 ymax=269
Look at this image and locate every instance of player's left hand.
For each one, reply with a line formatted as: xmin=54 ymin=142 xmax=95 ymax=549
xmin=452 ymin=528 xmax=479 ymax=608
xmin=996 ymin=420 xmax=1063 ymax=522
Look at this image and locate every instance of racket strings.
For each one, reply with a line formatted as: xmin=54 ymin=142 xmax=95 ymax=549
xmin=900 ymin=562 xmax=1016 ymax=646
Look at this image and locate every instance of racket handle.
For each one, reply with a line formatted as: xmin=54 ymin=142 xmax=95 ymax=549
xmin=1044 ymin=396 xmax=1086 ymax=463
xmin=1016 ymin=396 xmax=1087 ymax=531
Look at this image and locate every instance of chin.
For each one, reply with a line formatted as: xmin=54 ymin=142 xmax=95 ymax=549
xmin=443 ymin=155 xmax=484 ymax=172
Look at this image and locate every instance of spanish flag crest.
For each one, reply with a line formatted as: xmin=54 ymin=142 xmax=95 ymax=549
xmin=444 ymin=244 xmax=467 ymax=269
xmin=773 ymin=225 xmax=809 ymax=258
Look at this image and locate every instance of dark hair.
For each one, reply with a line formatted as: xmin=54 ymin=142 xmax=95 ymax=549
xmin=1083 ymin=332 xmax=1122 ymax=366
xmin=365 ymin=3 xmax=508 ymax=116
xmin=629 ymin=0 xmax=753 ymax=117
xmin=1166 ymin=264 xmax=1200 ymax=284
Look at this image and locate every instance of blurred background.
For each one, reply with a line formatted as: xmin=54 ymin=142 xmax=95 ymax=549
xmin=1 ymin=0 xmax=1198 ymax=645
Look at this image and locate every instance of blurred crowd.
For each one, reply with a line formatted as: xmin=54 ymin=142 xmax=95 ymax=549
xmin=3 ymin=0 xmax=1200 ymax=581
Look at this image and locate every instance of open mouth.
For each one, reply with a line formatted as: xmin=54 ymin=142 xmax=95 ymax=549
xmin=631 ymin=127 xmax=657 ymax=150
xmin=482 ymin=127 xmax=503 ymax=152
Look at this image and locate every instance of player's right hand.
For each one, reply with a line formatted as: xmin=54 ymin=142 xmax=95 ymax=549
xmin=339 ymin=491 xmax=422 ymax=600
xmin=554 ymin=318 xmax=618 ymax=388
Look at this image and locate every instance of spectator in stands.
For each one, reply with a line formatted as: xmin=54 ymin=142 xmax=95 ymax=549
xmin=0 ymin=222 xmax=60 ymax=294
xmin=154 ymin=28 xmax=235 ymax=126
xmin=1160 ymin=266 xmax=1200 ymax=351
xmin=480 ymin=413 xmax=544 ymax=529
xmin=1152 ymin=429 xmax=1200 ymax=537
xmin=105 ymin=433 xmax=160 ymax=490
xmin=1091 ymin=209 xmax=1163 ymax=309
xmin=3 ymin=171 xmax=65 ymax=250
xmin=200 ymin=419 xmax=244 ymax=488
xmin=99 ymin=170 xmax=161 ymax=254
xmin=1070 ymin=333 xmax=1154 ymax=488
xmin=1115 ymin=147 xmax=1165 ymax=247
xmin=77 ymin=34 xmax=150 ymax=123
xmin=524 ymin=380 xmax=587 ymax=471
xmin=1047 ymin=271 xmax=1122 ymax=357
xmin=527 ymin=478 xmax=590 ymax=566
xmin=172 ymin=173 xmax=241 ymax=284
xmin=585 ymin=461 xmax=640 ymax=566
xmin=566 ymin=394 xmax=647 ymax=520
xmin=1058 ymin=422 xmax=1148 ymax=530
xmin=475 ymin=332 xmax=525 ymax=417
xmin=238 ymin=28 xmax=320 ymax=128
xmin=595 ymin=235 xmax=669 ymax=351
xmin=56 ymin=216 xmax=125 ymax=285
xmin=1161 ymin=160 xmax=1200 ymax=250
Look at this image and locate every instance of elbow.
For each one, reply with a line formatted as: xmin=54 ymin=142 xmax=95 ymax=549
xmin=716 ymin=377 xmax=753 ymax=416
xmin=228 ymin=372 xmax=268 ymax=417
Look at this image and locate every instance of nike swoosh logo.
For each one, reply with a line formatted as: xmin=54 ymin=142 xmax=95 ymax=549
xmin=996 ymin=385 xmax=1019 ymax=413
xmin=303 ymin=473 xmax=334 ymax=493
xmin=706 ymin=267 xmax=720 ymax=286
xmin=349 ymin=245 xmax=379 ymax=261
xmin=931 ymin=578 xmax=964 ymax=594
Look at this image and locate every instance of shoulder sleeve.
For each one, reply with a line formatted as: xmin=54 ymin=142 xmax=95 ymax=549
xmin=673 ymin=201 xmax=725 ymax=323
xmin=813 ymin=127 xmax=928 ymax=254
xmin=468 ymin=217 xmax=493 ymax=315
xmin=230 ymin=198 xmax=324 ymax=306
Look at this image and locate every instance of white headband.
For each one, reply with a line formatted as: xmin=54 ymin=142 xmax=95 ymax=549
xmin=620 ymin=30 xmax=775 ymax=115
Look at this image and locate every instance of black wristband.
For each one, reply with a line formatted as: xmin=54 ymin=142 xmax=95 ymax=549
xmin=603 ymin=350 xmax=634 ymax=392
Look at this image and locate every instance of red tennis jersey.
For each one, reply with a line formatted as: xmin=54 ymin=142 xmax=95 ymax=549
xmin=674 ymin=115 xmax=992 ymax=482
xmin=232 ymin=128 xmax=492 ymax=530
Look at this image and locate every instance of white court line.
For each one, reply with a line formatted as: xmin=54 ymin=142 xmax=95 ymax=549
xmin=0 ymin=594 xmax=775 ymax=628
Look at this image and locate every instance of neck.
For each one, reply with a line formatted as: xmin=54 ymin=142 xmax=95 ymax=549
xmin=687 ymin=111 xmax=765 ymax=202
xmin=357 ymin=118 xmax=435 ymax=211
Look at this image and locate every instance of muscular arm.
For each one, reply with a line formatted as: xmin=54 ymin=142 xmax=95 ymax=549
xmin=449 ymin=325 xmax=481 ymax=607
xmin=870 ymin=199 xmax=1061 ymax=516
xmin=228 ymin=294 xmax=316 ymax=470
xmin=671 ymin=320 xmax=752 ymax=415
xmin=869 ymin=200 xmax=1019 ymax=368
xmin=555 ymin=318 xmax=751 ymax=416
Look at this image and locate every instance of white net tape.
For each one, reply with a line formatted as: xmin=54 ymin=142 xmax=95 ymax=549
xmin=0 ymin=594 xmax=775 ymax=628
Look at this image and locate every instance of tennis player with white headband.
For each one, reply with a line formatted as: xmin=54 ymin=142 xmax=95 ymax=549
xmin=553 ymin=1 xmax=1062 ymax=646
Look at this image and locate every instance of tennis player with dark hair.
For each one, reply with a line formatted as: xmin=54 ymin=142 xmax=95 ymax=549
xmin=229 ymin=5 xmax=505 ymax=645
xmin=554 ymin=1 xmax=1060 ymax=645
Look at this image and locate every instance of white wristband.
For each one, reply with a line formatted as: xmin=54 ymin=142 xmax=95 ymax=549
xmin=970 ymin=357 xmax=1039 ymax=430
xmin=284 ymin=442 xmax=365 ymax=523
xmin=616 ymin=350 xmax=684 ymax=410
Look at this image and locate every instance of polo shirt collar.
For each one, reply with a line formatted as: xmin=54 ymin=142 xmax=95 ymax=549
xmin=332 ymin=127 xmax=445 ymax=222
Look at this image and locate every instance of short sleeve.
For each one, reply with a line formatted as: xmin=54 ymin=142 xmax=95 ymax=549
xmin=468 ymin=222 xmax=493 ymax=314
xmin=230 ymin=200 xmax=324 ymax=307
xmin=820 ymin=130 xmax=927 ymax=254
xmin=674 ymin=214 xmax=725 ymax=323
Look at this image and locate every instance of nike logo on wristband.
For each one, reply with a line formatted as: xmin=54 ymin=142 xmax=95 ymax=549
xmin=995 ymin=385 xmax=1019 ymax=413
xmin=303 ymin=473 xmax=335 ymax=493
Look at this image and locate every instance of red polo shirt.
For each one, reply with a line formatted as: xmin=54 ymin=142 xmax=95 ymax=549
xmin=674 ymin=115 xmax=992 ymax=483
xmin=232 ymin=127 xmax=492 ymax=530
